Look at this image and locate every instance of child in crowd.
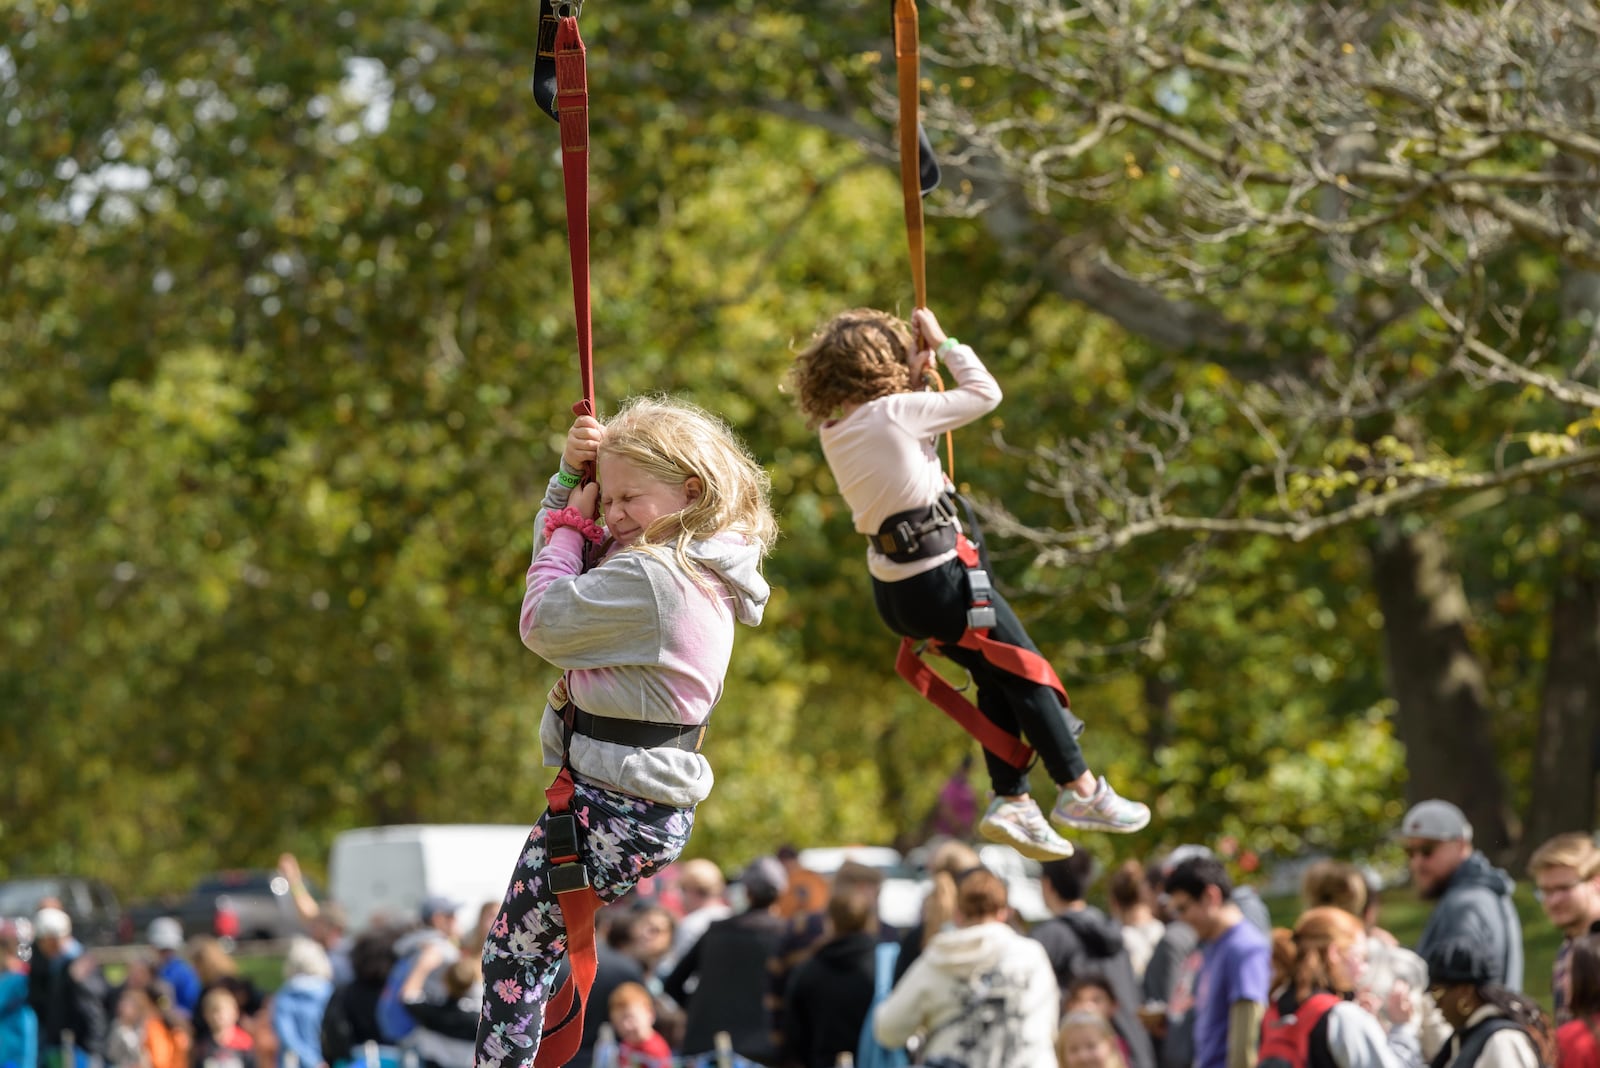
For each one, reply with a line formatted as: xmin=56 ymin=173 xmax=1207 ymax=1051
xmin=791 ymin=306 xmax=1150 ymax=859
xmin=1056 ymin=1010 xmax=1127 ymax=1068
xmin=190 ymin=988 xmax=255 ymax=1068
xmin=607 ymin=983 xmax=672 ymax=1068
xmin=475 ymin=398 xmax=777 ymax=1068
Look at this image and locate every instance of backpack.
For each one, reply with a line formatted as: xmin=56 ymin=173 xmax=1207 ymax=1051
xmin=1258 ymin=992 xmax=1341 ymax=1068
xmin=375 ymin=955 xmax=420 ymax=1043
xmin=856 ymin=941 xmax=910 ymax=1068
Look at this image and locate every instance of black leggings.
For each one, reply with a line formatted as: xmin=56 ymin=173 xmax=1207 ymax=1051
xmin=873 ymin=556 xmax=1088 ymax=796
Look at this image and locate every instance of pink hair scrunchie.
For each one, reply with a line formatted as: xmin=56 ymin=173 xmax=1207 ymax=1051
xmin=543 ymin=507 xmax=605 ymax=545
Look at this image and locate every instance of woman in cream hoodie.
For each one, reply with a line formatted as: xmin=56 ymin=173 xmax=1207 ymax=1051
xmin=873 ymin=868 xmax=1060 ymax=1068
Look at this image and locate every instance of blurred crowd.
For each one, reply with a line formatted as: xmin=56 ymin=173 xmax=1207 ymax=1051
xmin=1 ymin=797 xmax=1597 ymax=1068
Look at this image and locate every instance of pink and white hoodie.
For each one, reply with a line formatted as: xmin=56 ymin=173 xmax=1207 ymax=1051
xmin=520 ymin=470 xmax=770 ymax=808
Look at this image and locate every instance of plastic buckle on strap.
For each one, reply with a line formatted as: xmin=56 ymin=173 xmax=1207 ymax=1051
xmin=545 ymin=813 xmax=591 ymax=895
xmin=966 ymin=569 xmax=997 ymax=630
xmin=894 ymin=520 xmax=919 ymax=554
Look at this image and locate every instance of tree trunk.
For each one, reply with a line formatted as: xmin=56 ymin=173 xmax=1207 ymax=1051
xmin=1518 ymin=562 xmax=1600 ymax=864
xmin=1369 ymin=521 xmax=1514 ymax=856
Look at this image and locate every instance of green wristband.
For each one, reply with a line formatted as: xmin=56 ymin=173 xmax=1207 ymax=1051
xmin=937 ymin=337 xmax=960 ymax=355
xmin=555 ymin=469 xmax=581 ymax=489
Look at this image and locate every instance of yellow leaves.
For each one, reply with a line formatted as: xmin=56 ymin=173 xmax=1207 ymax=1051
xmin=1526 ymin=430 xmax=1577 ymax=458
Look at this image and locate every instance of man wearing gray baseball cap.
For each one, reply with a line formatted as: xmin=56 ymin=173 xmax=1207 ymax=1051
xmin=1399 ymin=799 xmax=1524 ymax=992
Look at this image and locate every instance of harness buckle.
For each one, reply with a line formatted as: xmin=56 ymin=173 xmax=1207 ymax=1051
xmin=544 ymin=813 xmax=590 ymax=894
xmin=549 ymin=862 xmax=591 ymax=894
xmin=552 ymin=0 xmax=583 ymax=17
xmin=966 ymin=569 xmax=997 ymax=630
xmin=893 ymin=520 xmax=919 ymax=554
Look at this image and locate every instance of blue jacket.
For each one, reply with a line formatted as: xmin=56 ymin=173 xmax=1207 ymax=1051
xmin=273 ymin=975 xmax=334 ymax=1068
xmin=157 ymin=958 xmax=202 ymax=1016
xmin=0 ymin=972 xmax=38 ymax=1068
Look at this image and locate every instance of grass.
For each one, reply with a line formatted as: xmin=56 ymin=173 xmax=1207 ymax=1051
xmin=1265 ymin=882 xmax=1563 ymax=1013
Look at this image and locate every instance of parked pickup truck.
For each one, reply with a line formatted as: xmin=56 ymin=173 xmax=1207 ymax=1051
xmin=127 ymin=869 xmax=318 ymax=943
xmin=0 ymin=875 xmax=129 ymax=948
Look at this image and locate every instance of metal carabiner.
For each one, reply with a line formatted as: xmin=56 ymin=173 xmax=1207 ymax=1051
xmin=552 ymin=0 xmax=583 ymax=17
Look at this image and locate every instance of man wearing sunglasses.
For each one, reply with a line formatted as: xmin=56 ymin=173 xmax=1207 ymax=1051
xmin=1526 ymin=831 xmax=1600 ymax=1022
xmin=1399 ymin=799 xmax=1524 ymax=993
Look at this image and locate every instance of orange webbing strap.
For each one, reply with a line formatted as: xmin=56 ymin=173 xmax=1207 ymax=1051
xmin=554 ymin=16 xmax=595 ymax=424
xmin=893 ymin=0 xmax=955 ymax=478
xmin=534 ymin=766 xmax=602 ymax=1068
xmin=894 ymin=0 xmax=926 ymax=312
xmin=893 ymin=537 xmax=1072 ymax=770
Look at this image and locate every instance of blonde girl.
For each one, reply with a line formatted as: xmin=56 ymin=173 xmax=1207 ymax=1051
xmin=475 ymin=397 xmax=776 ymax=1068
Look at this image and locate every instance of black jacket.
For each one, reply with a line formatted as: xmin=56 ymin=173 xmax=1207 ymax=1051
xmin=1031 ymin=906 xmax=1157 ymax=1068
xmin=28 ymin=949 xmax=108 ymax=1057
xmin=783 ymin=931 xmax=878 ymax=1068
xmin=665 ymin=909 xmax=788 ymax=1063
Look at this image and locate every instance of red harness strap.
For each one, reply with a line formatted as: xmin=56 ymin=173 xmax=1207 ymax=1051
xmin=893 ymin=537 xmax=1071 ymax=769
xmin=534 ymin=766 xmax=602 ymax=1068
xmin=554 ymin=15 xmax=594 ymax=422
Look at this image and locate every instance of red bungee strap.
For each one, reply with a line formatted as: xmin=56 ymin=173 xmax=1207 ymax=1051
xmin=534 ymin=766 xmax=602 ymax=1068
xmin=893 ymin=538 xmax=1071 ymax=770
xmin=553 ymin=16 xmax=595 ymax=421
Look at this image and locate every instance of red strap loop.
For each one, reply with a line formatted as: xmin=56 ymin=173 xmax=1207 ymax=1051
xmin=533 ymin=767 xmax=601 ymax=1068
xmin=893 ymin=538 xmax=1072 ymax=770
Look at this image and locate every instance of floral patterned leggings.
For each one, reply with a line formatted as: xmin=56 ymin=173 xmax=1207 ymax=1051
xmin=474 ymin=776 xmax=694 ymax=1068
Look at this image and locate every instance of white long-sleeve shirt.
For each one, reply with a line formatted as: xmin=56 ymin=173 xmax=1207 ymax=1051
xmin=818 ymin=342 xmax=1001 ymax=582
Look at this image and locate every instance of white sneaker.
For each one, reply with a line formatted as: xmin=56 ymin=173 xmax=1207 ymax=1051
xmin=978 ymin=796 xmax=1076 ymax=860
xmin=1051 ymin=776 xmax=1151 ymax=834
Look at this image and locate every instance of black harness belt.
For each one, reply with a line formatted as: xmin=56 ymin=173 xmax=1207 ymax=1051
xmin=559 ymin=704 xmax=707 ymax=752
xmin=872 ymin=495 xmax=960 ymax=562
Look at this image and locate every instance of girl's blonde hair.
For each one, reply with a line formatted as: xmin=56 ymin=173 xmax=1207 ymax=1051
xmin=600 ymin=397 xmax=778 ymax=572
xmin=1056 ymin=1010 xmax=1124 ymax=1068
xmin=1279 ymin=906 xmax=1366 ymax=996
xmin=790 ymin=309 xmax=917 ymax=427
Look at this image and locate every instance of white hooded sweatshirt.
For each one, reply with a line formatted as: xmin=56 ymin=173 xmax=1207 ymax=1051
xmin=873 ymin=919 xmax=1060 ymax=1068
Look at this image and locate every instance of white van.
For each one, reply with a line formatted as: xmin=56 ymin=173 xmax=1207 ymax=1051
xmin=328 ymin=824 xmax=531 ymax=932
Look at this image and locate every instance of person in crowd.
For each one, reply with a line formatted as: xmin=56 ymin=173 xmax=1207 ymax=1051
xmin=1162 ymin=856 xmax=1271 ymax=1068
xmin=664 ymin=856 xmax=789 ymax=1062
xmin=28 ymin=907 xmax=108 ymax=1068
xmin=1057 ymin=1010 xmax=1129 ymax=1068
xmin=783 ymin=879 xmax=881 ymax=1068
xmin=1032 ymin=853 xmax=1155 ymax=1068
xmin=318 ymin=925 xmax=400 ymax=1068
xmin=791 ymin=305 xmax=1150 ymax=862
xmin=1142 ymin=845 xmax=1270 ymax=1068
xmin=621 ymin=905 xmax=677 ymax=985
xmin=1528 ymin=832 xmax=1600 ymax=1023
xmin=608 ymin=982 xmax=673 ymax=1068
xmin=768 ymin=860 xmax=888 ymax=1058
xmin=106 ymin=983 xmax=189 ymax=1068
xmin=276 ymin=854 xmax=352 ymax=988
xmin=1423 ymin=935 xmax=1551 ymax=1068
xmin=0 ymin=922 xmax=37 ymax=1068
xmin=773 ymin=847 xmax=831 ymax=922
xmin=146 ymin=920 xmax=201 ymax=1018
xmin=1065 ymin=978 xmax=1135 ymax=1068
xmin=271 ymin=938 xmax=334 ymax=1068
xmin=893 ymin=839 xmax=981 ymax=983
xmin=929 ymin=754 xmax=980 ymax=840
xmin=190 ymin=987 xmax=254 ymax=1068
xmin=103 ymin=956 xmax=161 ymax=1035
xmin=380 ymin=898 xmax=461 ymax=1045
xmin=657 ymin=859 xmax=731 ymax=979
xmin=1265 ymin=906 xmax=1407 ymax=1068
xmin=874 ymin=867 xmax=1059 ymax=1068
xmin=475 ymin=398 xmax=777 ymax=1068
xmin=190 ymin=939 xmax=265 ymax=1043
xmin=1108 ymin=860 xmax=1165 ymax=982
xmin=1557 ymin=933 xmax=1600 ymax=1068
xmin=1399 ymin=801 xmax=1523 ymax=992
xmin=1300 ymin=860 xmax=1445 ymax=1060
xmin=397 ymin=940 xmax=480 ymax=1068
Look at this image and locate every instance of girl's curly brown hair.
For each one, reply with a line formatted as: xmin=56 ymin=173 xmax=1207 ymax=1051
xmin=790 ymin=308 xmax=916 ymax=427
